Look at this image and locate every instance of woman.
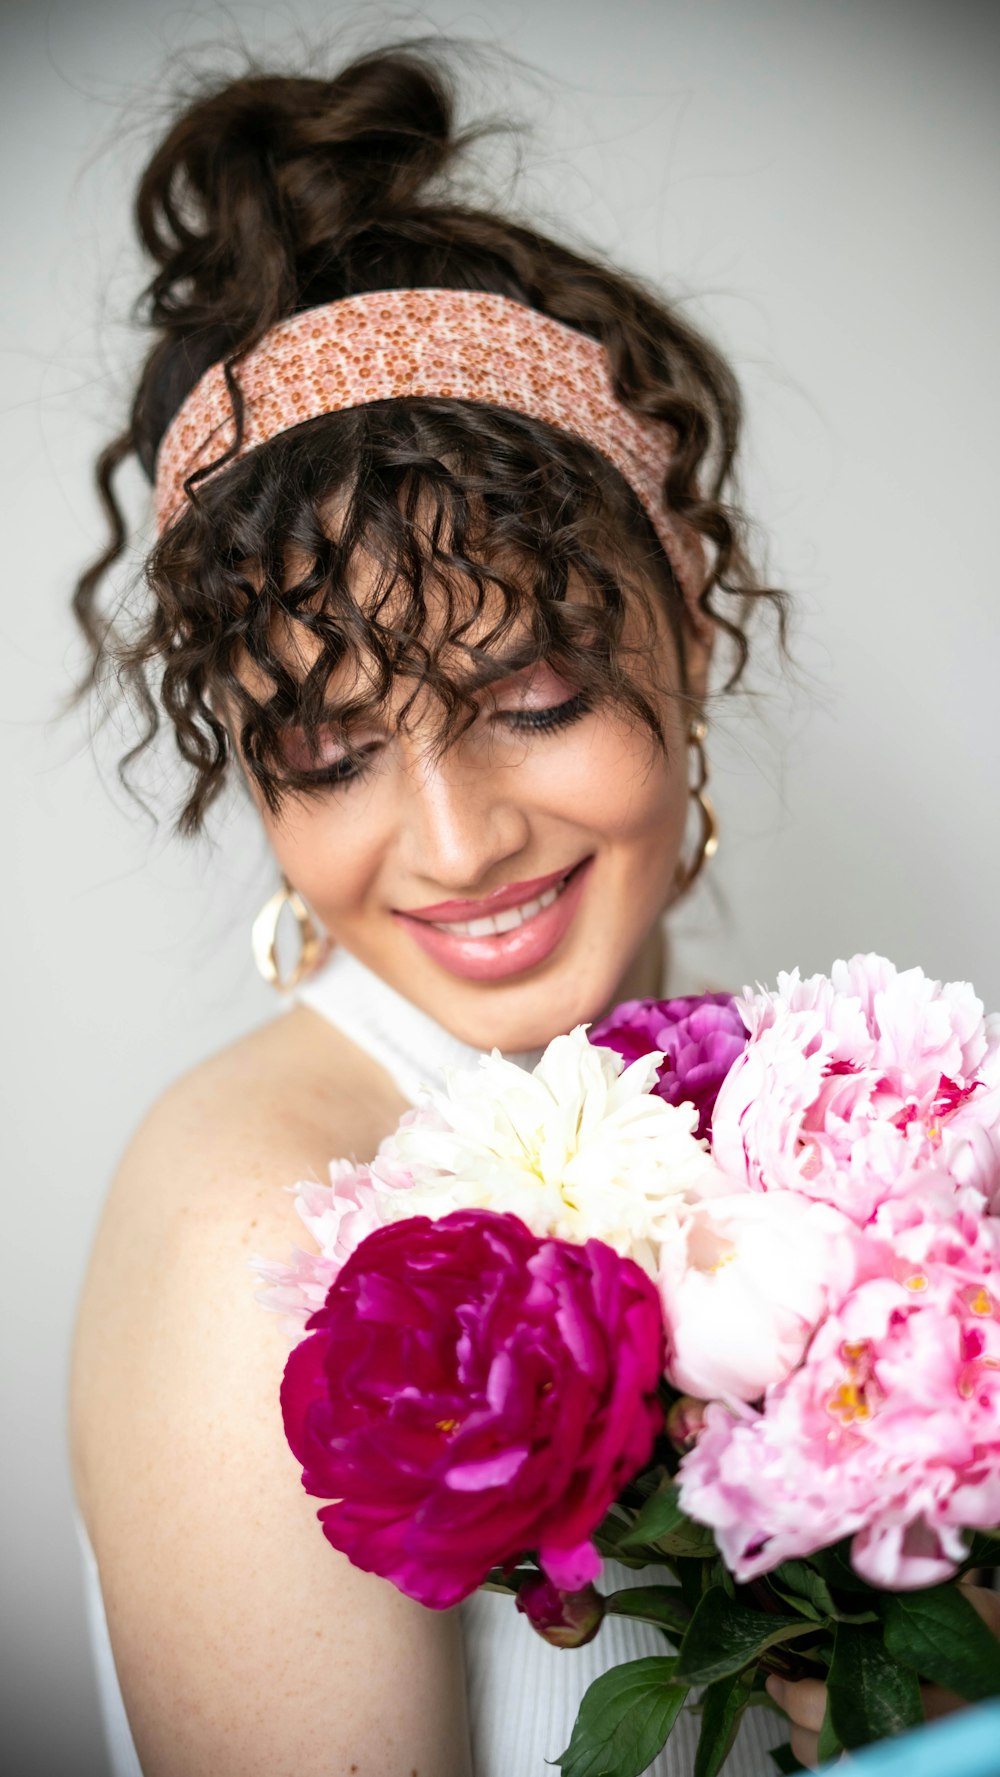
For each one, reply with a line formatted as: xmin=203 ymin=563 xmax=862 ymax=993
xmin=66 ymin=41 xmax=996 ymax=1777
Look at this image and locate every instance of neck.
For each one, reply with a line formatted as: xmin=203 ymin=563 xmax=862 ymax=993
xmin=292 ymin=917 xmax=670 ymax=1108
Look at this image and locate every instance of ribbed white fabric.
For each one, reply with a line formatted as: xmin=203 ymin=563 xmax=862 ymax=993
xmin=73 ymin=943 xmax=788 ymax=1774
xmin=75 ymin=1510 xmax=143 ymax=1777
xmin=460 ymin=1567 xmax=787 ymax=1775
xmin=294 ymin=942 xmax=547 ymax=1102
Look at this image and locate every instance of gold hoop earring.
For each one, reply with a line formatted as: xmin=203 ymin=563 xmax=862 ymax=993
xmin=251 ymin=875 xmax=328 ymax=991
xmin=673 ymin=718 xmax=719 ymax=897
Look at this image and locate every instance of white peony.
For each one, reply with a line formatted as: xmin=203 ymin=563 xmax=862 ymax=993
xmin=371 ymin=1027 xmax=725 ymax=1276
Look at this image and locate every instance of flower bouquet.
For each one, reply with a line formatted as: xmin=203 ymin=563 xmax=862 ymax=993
xmin=254 ymin=956 xmax=1000 ymax=1775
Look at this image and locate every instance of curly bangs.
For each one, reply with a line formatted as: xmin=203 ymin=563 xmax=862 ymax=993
xmin=140 ymin=398 xmax=699 ymax=830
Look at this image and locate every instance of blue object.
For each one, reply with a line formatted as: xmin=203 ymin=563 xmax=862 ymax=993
xmin=815 ymin=1701 xmax=1000 ymax=1777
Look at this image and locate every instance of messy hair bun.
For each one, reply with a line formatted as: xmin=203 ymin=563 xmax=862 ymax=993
xmin=73 ymin=39 xmax=787 ymax=834
xmin=130 ymin=49 xmax=479 ymax=471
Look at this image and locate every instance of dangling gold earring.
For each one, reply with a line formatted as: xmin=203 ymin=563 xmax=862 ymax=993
xmin=251 ymin=874 xmax=328 ymax=991
xmin=672 ymin=718 xmax=719 ymax=897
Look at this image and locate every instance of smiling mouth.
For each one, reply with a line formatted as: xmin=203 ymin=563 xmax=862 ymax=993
xmin=394 ymin=856 xmax=594 ymax=982
xmin=428 ymin=869 xmax=577 ymax=937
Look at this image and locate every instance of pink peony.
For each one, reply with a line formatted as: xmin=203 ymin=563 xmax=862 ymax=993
xmin=250 ymin=1119 xmax=433 ymax=1328
xmin=711 ymin=955 xmax=1000 ymax=1223
xmin=675 ymin=1197 xmax=1000 ymax=1587
xmin=250 ymin=1159 xmax=385 ymax=1330
xmin=590 ymin=993 xmax=748 ymax=1139
xmin=280 ymin=1209 xmax=665 ymax=1608
xmin=658 ymin=1191 xmax=863 ymax=1403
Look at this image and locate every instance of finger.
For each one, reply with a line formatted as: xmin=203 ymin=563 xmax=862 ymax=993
xmin=959 ymin=1581 xmax=1000 ymax=1637
xmin=922 ymin=1681 xmax=967 ymax=1721
xmin=770 ymin=1675 xmax=828 ymax=1733
xmin=790 ymin=1724 xmax=821 ymax=1770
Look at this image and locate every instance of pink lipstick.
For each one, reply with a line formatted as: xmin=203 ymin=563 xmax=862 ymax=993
xmin=394 ymin=857 xmax=593 ymax=982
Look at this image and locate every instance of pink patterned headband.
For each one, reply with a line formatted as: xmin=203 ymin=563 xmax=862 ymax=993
xmin=153 ymin=286 xmax=708 ymax=624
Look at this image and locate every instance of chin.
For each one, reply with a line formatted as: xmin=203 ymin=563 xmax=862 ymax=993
xmin=438 ymin=971 xmax=623 ymax=1056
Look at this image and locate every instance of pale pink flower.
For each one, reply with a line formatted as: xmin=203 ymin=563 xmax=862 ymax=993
xmin=676 ymin=1199 xmax=1000 ymax=1587
xmin=658 ymin=1191 xmax=862 ymax=1403
xmin=711 ymin=955 xmax=1000 ymax=1223
xmin=250 ymin=1156 xmax=406 ymax=1330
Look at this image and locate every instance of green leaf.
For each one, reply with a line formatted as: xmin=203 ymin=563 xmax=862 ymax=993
xmin=592 ymin=1534 xmax=661 ymax=1569
xmin=693 ymin=1667 xmax=756 ymax=1777
xmin=963 ymin=1531 xmax=1000 ymax=1571
xmin=675 ymin=1557 xmax=710 ymax=1615
xmin=617 ymin=1482 xmax=717 ymax=1558
xmin=767 ymin=1561 xmax=838 ymax=1623
xmin=552 ymin=1656 xmax=689 ymax=1777
xmin=480 ymin=1564 xmax=538 ymax=1595
xmin=606 ymin=1586 xmax=691 ymax=1640
xmin=708 ymin=1557 xmax=736 ymax=1600
xmin=675 ymin=1587 xmax=818 ymax=1686
xmin=593 ymin=1506 xmax=637 ymax=1548
xmin=592 ymin=1505 xmax=672 ymax=1567
xmin=815 ymin=1693 xmax=842 ymax=1765
xmin=769 ymin=1747 xmax=806 ymax=1774
xmin=881 ymin=1584 xmax=1000 ymax=1701
xmin=826 ymin=1621 xmax=923 ymax=1750
xmin=810 ymin=1542 xmax=879 ymax=1595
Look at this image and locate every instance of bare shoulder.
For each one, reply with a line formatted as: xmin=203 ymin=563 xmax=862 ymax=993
xmin=70 ymin=1003 xmax=403 ymax=1453
xmin=69 ymin=1009 xmax=469 ymax=1777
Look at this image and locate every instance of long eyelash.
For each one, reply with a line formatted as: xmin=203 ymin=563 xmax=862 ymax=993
xmin=290 ymin=694 xmax=593 ymax=796
xmin=286 ymin=745 xmax=378 ymax=794
xmin=506 ymin=692 xmax=592 ymax=733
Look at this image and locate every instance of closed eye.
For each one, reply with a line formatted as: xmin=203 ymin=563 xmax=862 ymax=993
xmin=282 ymin=691 xmax=593 ymax=794
xmin=501 ymin=691 xmax=592 ymax=733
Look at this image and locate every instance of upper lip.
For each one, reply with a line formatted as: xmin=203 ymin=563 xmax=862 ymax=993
xmin=398 ymin=860 xmax=585 ymax=923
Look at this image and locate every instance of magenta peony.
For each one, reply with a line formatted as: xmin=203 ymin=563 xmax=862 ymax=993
xmin=280 ymin=1209 xmax=665 ymax=1609
xmin=676 ymin=1195 xmax=1000 ymax=1588
xmin=515 ymin=1574 xmax=606 ymax=1647
xmin=711 ymin=955 xmax=1000 ymax=1223
xmin=589 ymin=993 xmax=748 ymax=1140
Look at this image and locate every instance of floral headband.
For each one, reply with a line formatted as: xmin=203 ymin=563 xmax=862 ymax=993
xmin=153 ymin=286 xmax=709 ymax=629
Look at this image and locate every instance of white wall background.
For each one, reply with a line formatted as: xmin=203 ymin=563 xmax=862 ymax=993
xmin=2 ymin=1 xmax=998 ymax=1769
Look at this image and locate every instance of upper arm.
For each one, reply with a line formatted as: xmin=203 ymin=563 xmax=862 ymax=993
xmin=71 ymin=1075 xmax=473 ymax=1777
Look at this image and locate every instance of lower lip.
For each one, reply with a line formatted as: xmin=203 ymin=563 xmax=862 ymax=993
xmin=395 ymin=858 xmax=594 ymax=982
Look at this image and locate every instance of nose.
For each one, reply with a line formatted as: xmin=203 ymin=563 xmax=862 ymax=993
xmin=395 ymin=739 xmax=531 ymax=894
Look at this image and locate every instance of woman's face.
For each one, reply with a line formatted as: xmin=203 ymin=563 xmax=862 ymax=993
xmin=239 ymin=546 xmax=707 ymax=1054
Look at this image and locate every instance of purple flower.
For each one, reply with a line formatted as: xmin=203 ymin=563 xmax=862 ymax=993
xmin=280 ymin=1209 xmax=665 ymax=1610
xmin=515 ymin=1574 xmax=605 ymax=1647
xmin=590 ymin=994 xmax=749 ymax=1140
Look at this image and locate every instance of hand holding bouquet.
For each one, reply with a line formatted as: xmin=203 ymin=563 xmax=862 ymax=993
xmin=254 ymin=955 xmax=1000 ymax=1775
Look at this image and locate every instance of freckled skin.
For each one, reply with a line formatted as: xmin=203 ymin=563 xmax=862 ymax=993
xmin=239 ymin=561 xmax=709 ymax=1053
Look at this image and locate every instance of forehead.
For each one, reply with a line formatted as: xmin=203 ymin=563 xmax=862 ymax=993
xmin=234 ymin=523 xmax=601 ymax=711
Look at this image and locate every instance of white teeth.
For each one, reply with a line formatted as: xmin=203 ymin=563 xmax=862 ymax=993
xmin=434 ymin=877 xmax=566 ymax=937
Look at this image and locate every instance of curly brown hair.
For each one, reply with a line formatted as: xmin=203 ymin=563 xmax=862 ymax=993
xmin=70 ymin=39 xmax=788 ymax=835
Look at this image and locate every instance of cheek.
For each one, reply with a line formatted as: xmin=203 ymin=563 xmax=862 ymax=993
xmin=520 ymin=718 xmax=685 ymax=844
xmin=259 ymin=795 xmax=385 ymax=925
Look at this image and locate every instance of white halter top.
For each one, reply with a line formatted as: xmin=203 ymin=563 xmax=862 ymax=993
xmin=75 ymin=943 xmax=787 ymax=1776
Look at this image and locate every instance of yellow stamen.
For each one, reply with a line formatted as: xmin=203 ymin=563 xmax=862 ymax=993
xmin=826 ymin=1382 xmax=871 ymax=1425
xmin=707 ymin=1250 xmax=737 ymax=1274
